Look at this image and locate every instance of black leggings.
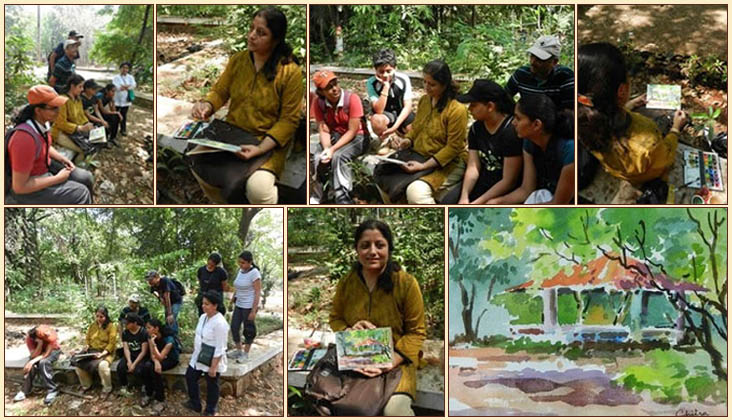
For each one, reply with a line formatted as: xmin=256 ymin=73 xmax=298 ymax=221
xmin=231 ymin=307 xmax=256 ymax=345
xmin=102 ymin=112 xmax=120 ymax=139
xmin=142 ymin=358 xmax=178 ymax=401
xmin=118 ymin=106 xmax=129 ymax=134
xmin=116 ymin=356 xmax=146 ymax=386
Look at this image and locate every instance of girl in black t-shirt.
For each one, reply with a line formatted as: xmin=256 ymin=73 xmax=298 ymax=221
xmin=442 ymin=80 xmax=523 ymax=204
xmin=196 ymin=252 xmax=228 ymax=316
xmin=117 ymin=313 xmax=149 ymax=397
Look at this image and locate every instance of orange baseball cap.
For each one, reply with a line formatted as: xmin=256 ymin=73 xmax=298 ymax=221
xmin=28 ymin=85 xmax=67 ymax=107
xmin=313 ymin=70 xmax=337 ymax=89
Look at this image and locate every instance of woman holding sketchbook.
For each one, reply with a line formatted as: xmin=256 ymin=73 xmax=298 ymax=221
xmin=190 ymin=7 xmax=304 ymax=204
xmin=329 ymin=220 xmax=426 ymax=416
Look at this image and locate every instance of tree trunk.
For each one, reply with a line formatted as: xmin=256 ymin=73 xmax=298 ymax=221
xmin=129 ymin=5 xmax=151 ymax=66
xmin=36 ymin=6 xmax=41 ymax=62
xmin=239 ymin=208 xmax=263 ymax=246
xmin=457 ymin=276 xmax=475 ymax=342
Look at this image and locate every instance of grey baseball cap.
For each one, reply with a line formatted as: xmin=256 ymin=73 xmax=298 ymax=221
xmin=528 ymin=35 xmax=561 ymax=60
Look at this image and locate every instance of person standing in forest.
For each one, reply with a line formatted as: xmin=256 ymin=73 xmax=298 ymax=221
xmin=47 ymin=30 xmax=82 ymax=81
xmin=196 ymin=252 xmax=228 ymax=316
xmin=113 ymin=62 xmax=136 ymax=137
xmin=505 ymin=35 xmax=574 ymax=110
xmin=228 ymin=251 xmax=261 ymax=363
xmin=145 ymin=270 xmax=183 ymax=334
xmin=49 ymin=40 xmax=80 ymax=93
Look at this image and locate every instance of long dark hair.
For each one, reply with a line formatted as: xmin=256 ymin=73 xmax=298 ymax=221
xmin=12 ymin=104 xmax=41 ymax=125
xmin=95 ymin=306 xmax=111 ymax=329
xmin=238 ymin=250 xmax=260 ymax=271
xmin=63 ymin=74 xmax=85 ymax=96
xmin=146 ymin=318 xmax=174 ymax=338
xmin=423 ymin=60 xmax=458 ymax=112
xmin=577 ymin=42 xmax=629 ymax=151
xmin=353 ymin=219 xmax=401 ymax=293
xmin=254 ymin=7 xmax=297 ymax=82
xmin=517 ymin=93 xmax=574 ymax=139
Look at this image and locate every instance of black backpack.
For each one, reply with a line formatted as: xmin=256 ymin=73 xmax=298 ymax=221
xmin=168 ymin=277 xmax=187 ymax=297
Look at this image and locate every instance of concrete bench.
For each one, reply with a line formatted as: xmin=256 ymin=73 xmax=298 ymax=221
xmin=5 ymin=331 xmax=283 ymax=398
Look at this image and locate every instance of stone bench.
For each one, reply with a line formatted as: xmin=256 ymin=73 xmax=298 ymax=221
xmin=5 ymin=331 xmax=283 ymax=397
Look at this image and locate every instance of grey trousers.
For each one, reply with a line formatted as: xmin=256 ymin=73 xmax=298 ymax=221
xmin=23 ymin=349 xmax=62 ymax=394
xmin=311 ymin=132 xmax=366 ymax=203
xmin=9 ymin=160 xmax=93 ymax=204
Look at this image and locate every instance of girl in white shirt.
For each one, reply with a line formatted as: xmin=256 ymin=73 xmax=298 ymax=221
xmin=228 ymin=251 xmax=261 ymax=362
xmin=112 ymin=62 xmax=136 ymax=137
xmin=183 ymin=291 xmax=228 ymax=416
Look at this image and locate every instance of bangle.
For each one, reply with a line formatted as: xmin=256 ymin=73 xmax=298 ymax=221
xmin=381 ymin=93 xmax=388 ymax=97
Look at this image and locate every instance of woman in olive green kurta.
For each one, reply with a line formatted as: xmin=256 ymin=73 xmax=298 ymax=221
xmin=329 ymin=220 xmax=426 ymax=416
xmin=400 ymin=60 xmax=468 ymax=204
xmin=191 ymin=7 xmax=304 ymax=204
xmin=73 ymin=306 xmax=118 ymax=394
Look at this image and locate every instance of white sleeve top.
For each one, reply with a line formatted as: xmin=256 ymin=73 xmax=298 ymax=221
xmin=112 ymin=73 xmax=137 ymax=107
xmin=189 ymin=312 xmax=228 ymax=373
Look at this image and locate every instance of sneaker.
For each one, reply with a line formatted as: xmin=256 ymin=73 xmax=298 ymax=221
xmin=118 ymin=386 xmax=134 ymax=397
xmin=182 ymin=400 xmax=202 ymax=414
xmin=227 ymin=349 xmax=241 ymax=359
xmin=141 ymin=395 xmax=152 ymax=407
xmin=44 ymin=390 xmax=58 ymax=405
xmin=13 ymin=391 xmax=26 ymax=402
xmin=238 ymin=352 xmax=249 ymax=363
xmin=109 ymin=137 xmax=120 ymax=147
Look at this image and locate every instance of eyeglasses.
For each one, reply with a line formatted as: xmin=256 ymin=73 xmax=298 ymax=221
xmin=40 ymin=105 xmax=59 ymax=111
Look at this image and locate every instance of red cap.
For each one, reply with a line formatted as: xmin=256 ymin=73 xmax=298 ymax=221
xmin=313 ymin=70 xmax=337 ymax=89
xmin=28 ymin=85 xmax=68 ymax=107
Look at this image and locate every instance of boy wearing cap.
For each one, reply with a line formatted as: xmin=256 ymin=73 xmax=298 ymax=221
xmin=49 ymin=40 xmax=80 ymax=91
xmin=6 ymin=85 xmax=93 ymax=204
xmin=505 ymin=35 xmax=574 ymax=110
xmin=310 ymin=70 xmax=367 ymax=204
xmin=119 ymin=294 xmax=151 ymax=331
xmin=366 ymin=49 xmax=415 ymax=140
xmin=47 ymin=30 xmax=82 ymax=81
xmin=442 ymin=80 xmax=523 ymax=204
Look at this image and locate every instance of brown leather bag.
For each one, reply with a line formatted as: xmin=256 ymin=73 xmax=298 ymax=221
xmin=304 ymin=344 xmax=402 ymax=416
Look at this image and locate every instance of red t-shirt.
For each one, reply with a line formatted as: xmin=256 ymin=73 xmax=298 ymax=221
xmin=25 ymin=325 xmax=61 ymax=353
xmin=311 ymin=91 xmax=364 ymax=136
xmin=8 ymin=124 xmax=51 ymax=176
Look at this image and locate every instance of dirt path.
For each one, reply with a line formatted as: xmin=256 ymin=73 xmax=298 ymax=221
xmin=448 ymin=347 xmax=726 ymax=416
xmin=92 ymin=105 xmax=154 ymax=204
xmin=579 ymin=5 xmax=727 ymax=59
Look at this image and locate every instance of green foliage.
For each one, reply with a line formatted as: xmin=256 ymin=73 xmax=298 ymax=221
xmin=691 ymin=106 xmax=723 ymax=145
xmin=683 ymin=54 xmax=728 ymax=88
xmin=557 ymin=292 xmax=579 ymax=325
xmin=89 ymin=5 xmax=153 ymax=85
xmin=491 ymin=292 xmax=541 ymax=325
xmin=501 ymin=336 xmax=564 ymax=354
xmin=4 ymin=26 xmax=41 ymax=111
xmin=158 ymin=6 xmax=306 ymax=63
xmin=311 ymin=5 xmax=574 ymax=81
xmin=616 ymin=349 xmax=728 ymax=404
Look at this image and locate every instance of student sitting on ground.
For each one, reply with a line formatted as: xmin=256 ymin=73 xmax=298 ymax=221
xmin=488 ymin=94 xmax=575 ymax=204
xmin=506 ymin=35 xmax=574 ymax=110
xmin=577 ymin=42 xmax=687 ymax=185
xmin=73 ymin=306 xmax=117 ymax=397
xmin=367 ymin=48 xmax=415 ymax=140
xmin=116 ymin=313 xmax=149 ymax=397
xmin=6 ymin=85 xmax=93 ymax=204
xmin=142 ymin=318 xmax=180 ymax=414
xmin=97 ymin=84 xmax=122 ymax=146
xmin=441 ymin=79 xmax=523 ymax=204
xmin=310 ymin=70 xmax=367 ymax=204
xmin=375 ymin=59 xmax=467 ymax=204
xmin=80 ymin=79 xmax=108 ymax=137
xmin=52 ymin=74 xmax=96 ymax=164
xmin=190 ymin=7 xmax=304 ymax=204
xmin=13 ymin=325 xmax=62 ymax=405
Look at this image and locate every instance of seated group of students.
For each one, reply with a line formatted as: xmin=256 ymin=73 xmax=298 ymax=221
xmin=6 ymin=76 xmax=130 ymax=205
xmin=311 ymin=35 xmax=575 ymax=205
xmin=13 ymin=251 xmax=263 ymax=417
xmin=6 ymin=27 xmax=137 ymax=205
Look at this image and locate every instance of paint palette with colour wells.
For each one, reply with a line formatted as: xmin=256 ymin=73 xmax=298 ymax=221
xmin=683 ymin=150 xmax=724 ymax=191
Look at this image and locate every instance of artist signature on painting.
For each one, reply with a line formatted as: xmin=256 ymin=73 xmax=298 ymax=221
xmin=676 ymin=408 xmax=709 ymax=416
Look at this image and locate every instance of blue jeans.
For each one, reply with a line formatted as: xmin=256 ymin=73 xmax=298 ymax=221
xmin=169 ymin=302 xmax=182 ymax=334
